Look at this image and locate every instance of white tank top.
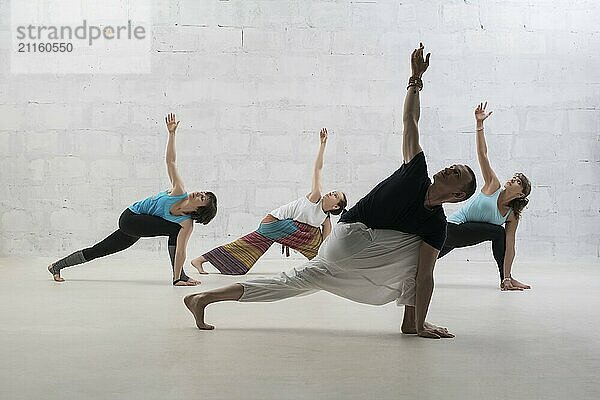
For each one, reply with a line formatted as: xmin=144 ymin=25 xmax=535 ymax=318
xmin=269 ymin=196 xmax=328 ymax=227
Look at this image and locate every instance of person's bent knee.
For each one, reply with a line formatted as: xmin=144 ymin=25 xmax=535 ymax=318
xmin=484 ymin=224 xmax=505 ymax=240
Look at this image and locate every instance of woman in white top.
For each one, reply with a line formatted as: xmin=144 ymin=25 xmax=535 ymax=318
xmin=438 ymin=103 xmax=532 ymax=290
xmin=191 ymin=128 xmax=347 ymax=275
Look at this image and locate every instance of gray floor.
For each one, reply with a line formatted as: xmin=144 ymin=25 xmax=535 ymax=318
xmin=1 ymin=257 xmax=599 ymax=400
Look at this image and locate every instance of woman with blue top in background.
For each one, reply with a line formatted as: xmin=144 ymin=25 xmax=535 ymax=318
xmin=48 ymin=113 xmax=217 ymax=286
xmin=438 ymin=103 xmax=532 ymax=291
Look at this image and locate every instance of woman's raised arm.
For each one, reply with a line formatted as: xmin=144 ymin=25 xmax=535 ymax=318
xmin=307 ymin=128 xmax=328 ymax=203
xmin=165 ymin=113 xmax=186 ymax=195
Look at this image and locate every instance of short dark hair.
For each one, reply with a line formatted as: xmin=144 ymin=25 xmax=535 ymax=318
xmin=328 ymin=192 xmax=348 ymax=216
xmin=463 ymin=165 xmax=477 ymax=200
xmin=189 ymin=192 xmax=217 ymax=224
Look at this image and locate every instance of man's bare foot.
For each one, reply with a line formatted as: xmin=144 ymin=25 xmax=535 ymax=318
xmin=510 ymin=277 xmax=531 ymax=289
xmin=190 ymin=258 xmax=209 ymax=274
xmin=183 ymin=294 xmax=215 ymax=330
xmin=48 ymin=265 xmax=65 ymax=282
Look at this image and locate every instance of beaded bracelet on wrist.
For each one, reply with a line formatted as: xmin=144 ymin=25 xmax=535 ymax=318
xmin=407 ymin=76 xmax=423 ymax=91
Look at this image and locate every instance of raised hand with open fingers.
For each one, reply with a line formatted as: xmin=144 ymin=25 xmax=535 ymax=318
xmin=166 ymin=113 xmax=180 ymax=134
xmin=411 ymin=42 xmax=431 ymax=78
xmin=319 ymin=128 xmax=328 ymax=144
xmin=475 ymin=102 xmax=493 ymax=123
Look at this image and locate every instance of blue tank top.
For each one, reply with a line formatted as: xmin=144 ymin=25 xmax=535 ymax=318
xmin=128 ymin=191 xmax=191 ymax=225
xmin=447 ymin=188 xmax=511 ymax=225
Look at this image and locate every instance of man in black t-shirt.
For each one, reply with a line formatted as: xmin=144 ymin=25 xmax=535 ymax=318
xmin=183 ymin=44 xmax=476 ymax=339
xmin=340 ymin=151 xmax=448 ymax=250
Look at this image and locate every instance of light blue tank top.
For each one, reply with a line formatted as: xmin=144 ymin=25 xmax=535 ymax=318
xmin=447 ymin=188 xmax=511 ymax=225
xmin=128 ymin=191 xmax=191 ymax=225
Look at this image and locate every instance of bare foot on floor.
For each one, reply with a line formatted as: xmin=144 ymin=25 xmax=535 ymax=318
xmin=185 ymin=277 xmax=202 ymax=285
xmin=510 ymin=277 xmax=531 ymax=289
xmin=501 ymin=279 xmax=523 ymax=291
xmin=190 ymin=258 xmax=209 ymax=274
xmin=184 ymin=294 xmax=215 ymax=330
xmin=48 ymin=265 xmax=65 ymax=282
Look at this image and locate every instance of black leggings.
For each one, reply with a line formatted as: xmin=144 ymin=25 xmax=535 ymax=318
xmin=438 ymin=222 xmax=506 ymax=281
xmin=80 ymin=209 xmax=189 ymax=280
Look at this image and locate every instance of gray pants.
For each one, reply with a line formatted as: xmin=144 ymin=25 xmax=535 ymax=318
xmin=239 ymin=222 xmax=422 ymax=306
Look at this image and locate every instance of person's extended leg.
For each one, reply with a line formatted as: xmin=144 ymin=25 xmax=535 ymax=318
xmin=184 ymin=258 xmax=330 ymax=330
xmin=183 ymin=222 xmax=428 ymax=332
xmin=194 ymin=217 xmax=312 ymax=275
xmin=193 ymin=229 xmax=275 ymax=275
xmin=438 ymin=222 xmax=507 ymax=282
xmin=48 ymin=228 xmax=139 ymax=282
xmin=183 ymin=223 xmax=390 ymax=330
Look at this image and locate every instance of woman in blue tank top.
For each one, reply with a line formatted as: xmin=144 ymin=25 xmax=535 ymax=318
xmin=48 ymin=114 xmax=218 ymax=286
xmin=438 ymin=103 xmax=532 ymax=291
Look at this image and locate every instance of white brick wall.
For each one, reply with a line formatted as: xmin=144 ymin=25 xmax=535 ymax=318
xmin=0 ymin=0 xmax=598 ymax=261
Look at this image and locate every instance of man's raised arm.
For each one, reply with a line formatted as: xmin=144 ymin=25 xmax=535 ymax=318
xmin=402 ymin=43 xmax=430 ymax=164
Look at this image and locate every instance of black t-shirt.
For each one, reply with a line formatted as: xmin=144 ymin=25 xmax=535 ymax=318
xmin=340 ymin=152 xmax=447 ymax=250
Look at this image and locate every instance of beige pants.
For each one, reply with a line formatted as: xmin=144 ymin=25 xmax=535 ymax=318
xmin=239 ymin=222 xmax=422 ymax=306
